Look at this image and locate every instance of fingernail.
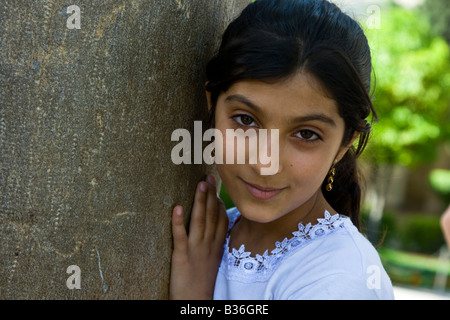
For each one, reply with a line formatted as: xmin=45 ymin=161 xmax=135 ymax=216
xmin=174 ymin=206 xmax=183 ymax=216
xmin=199 ymin=182 xmax=207 ymax=192
xmin=206 ymin=175 xmax=216 ymax=185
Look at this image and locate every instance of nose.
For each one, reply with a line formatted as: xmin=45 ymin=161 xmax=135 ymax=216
xmin=249 ymin=128 xmax=282 ymax=176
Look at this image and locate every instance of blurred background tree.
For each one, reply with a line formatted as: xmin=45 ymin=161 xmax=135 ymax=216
xmin=422 ymin=0 xmax=450 ymax=45
xmin=361 ymin=3 xmax=450 ymax=247
xmin=365 ymin=5 xmax=449 ymax=167
xmin=351 ymin=1 xmax=450 ymax=290
xmin=429 ymin=169 xmax=450 ymax=204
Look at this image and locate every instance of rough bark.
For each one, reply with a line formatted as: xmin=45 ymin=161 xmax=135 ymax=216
xmin=0 ymin=0 xmax=249 ymax=299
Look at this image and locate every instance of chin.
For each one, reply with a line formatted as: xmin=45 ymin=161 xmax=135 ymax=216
xmin=234 ymin=201 xmax=286 ymax=224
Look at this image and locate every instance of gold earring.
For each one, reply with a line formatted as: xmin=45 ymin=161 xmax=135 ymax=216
xmin=326 ymin=167 xmax=336 ymax=192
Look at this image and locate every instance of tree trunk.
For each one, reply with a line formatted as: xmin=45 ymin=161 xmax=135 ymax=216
xmin=0 ymin=0 xmax=248 ymax=300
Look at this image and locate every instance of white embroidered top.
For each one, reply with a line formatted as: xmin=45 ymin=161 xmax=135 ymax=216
xmin=213 ymin=207 xmax=394 ymax=300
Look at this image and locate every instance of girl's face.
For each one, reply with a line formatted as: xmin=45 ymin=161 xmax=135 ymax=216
xmin=211 ymin=72 xmax=351 ymax=223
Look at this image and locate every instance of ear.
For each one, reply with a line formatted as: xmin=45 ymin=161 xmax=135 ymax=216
xmin=205 ymin=82 xmax=212 ymax=111
xmin=335 ymin=132 xmax=360 ymax=163
xmin=205 ymin=90 xmax=213 ymax=111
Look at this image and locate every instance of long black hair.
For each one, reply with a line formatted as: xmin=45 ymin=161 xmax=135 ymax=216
xmin=206 ymin=0 xmax=377 ymax=230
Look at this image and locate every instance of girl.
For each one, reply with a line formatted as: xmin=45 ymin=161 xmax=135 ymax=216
xmin=170 ymin=0 xmax=394 ymax=300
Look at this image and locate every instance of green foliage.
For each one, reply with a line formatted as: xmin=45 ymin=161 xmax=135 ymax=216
xmin=219 ymin=183 xmax=235 ymax=209
xmin=362 ymin=209 xmax=445 ymax=254
xmin=421 ymin=0 xmax=450 ymax=44
xmin=379 ymin=247 xmax=450 ymax=289
xmin=429 ymin=169 xmax=450 ymax=202
xmin=399 ymin=214 xmax=445 ymax=254
xmin=363 ymin=6 xmax=450 ymax=167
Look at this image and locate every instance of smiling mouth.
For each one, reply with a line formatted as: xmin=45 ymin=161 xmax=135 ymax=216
xmin=241 ymin=178 xmax=286 ymax=201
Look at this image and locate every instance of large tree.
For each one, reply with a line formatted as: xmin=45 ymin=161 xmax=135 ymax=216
xmin=0 ymin=0 xmax=249 ymax=299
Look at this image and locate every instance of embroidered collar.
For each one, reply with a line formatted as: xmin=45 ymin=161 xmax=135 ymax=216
xmin=220 ymin=210 xmax=347 ymax=282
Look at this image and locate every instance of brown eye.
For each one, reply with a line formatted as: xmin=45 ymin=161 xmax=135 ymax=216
xmin=241 ymin=115 xmax=254 ymax=125
xmin=295 ymin=130 xmax=321 ymax=142
xmin=233 ymin=114 xmax=257 ymax=127
xmin=300 ymin=130 xmax=314 ymax=139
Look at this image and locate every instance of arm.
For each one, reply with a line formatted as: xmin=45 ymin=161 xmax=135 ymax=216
xmin=169 ymin=175 xmax=228 ymax=300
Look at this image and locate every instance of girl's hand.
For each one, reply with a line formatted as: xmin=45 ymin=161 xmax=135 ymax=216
xmin=169 ymin=175 xmax=228 ymax=300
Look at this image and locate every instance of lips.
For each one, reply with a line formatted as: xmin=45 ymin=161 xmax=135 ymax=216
xmin=241 ymin=179 xmax=286 ymax=201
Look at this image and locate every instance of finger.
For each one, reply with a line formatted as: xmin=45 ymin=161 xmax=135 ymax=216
xmin=204 ymin=176 xmax=219 ymax=240
xmin=206 ymin=174 xmax=217 ymax=189
xmin=214 ymin=197 xmax=229 ymax=243
xmin=172 ymin=206 xmax=188 ymax=253
xmin=189 ymin=181 xmax=208 ymax=243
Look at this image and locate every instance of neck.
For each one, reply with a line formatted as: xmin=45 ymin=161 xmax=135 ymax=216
xmin=230 ymin=190 xmax=334 ymax=255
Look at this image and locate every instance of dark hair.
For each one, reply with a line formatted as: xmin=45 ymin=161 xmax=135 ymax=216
xmin=206 ymin=0 xmax=377 ymax=230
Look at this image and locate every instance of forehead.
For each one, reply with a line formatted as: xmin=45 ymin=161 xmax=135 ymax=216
xmin=221 ymin=72 xmax=341 ymax=122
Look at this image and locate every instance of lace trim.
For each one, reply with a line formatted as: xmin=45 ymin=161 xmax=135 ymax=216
xmin=220 ymin=210 xmax=347 ymax=282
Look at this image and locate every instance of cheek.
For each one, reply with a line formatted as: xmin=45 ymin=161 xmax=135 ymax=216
xmin=217 ymin=161 xmax=239 ymax=182
xmin=216 ymin=163 xmax=228 ymax=180
xmin=287 ymin=152 xmax=331 ymax=188
xmin=214 ymin=112 xmax=228 ymax=159
xmin=213 ymin=127 xmax=229 ymax=165
xmin=216 ymin=163 xmax=241 ymax=203
xmin=214 ymin=120 xmax=248 ymax=165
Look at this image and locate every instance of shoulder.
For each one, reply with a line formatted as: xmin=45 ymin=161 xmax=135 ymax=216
xmin=226 ymin=207 xmax=241 ymax=230
xmin=270 ymin=217 xmax=394 ymax=300
xmin=316 ymin=218 xmax=382 ymax=273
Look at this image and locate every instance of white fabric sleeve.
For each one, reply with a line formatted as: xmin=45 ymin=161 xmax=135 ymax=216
xmin=285 ymin=272 xmax=392 ymax=300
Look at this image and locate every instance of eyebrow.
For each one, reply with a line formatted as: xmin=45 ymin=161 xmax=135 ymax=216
xmin=291 ymin=114 xmax=336 ymax=127
xmin=225 ymin=94 xmax=262 ymax=113
xmin=224 ymin=94 xmax=337 ymax=127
